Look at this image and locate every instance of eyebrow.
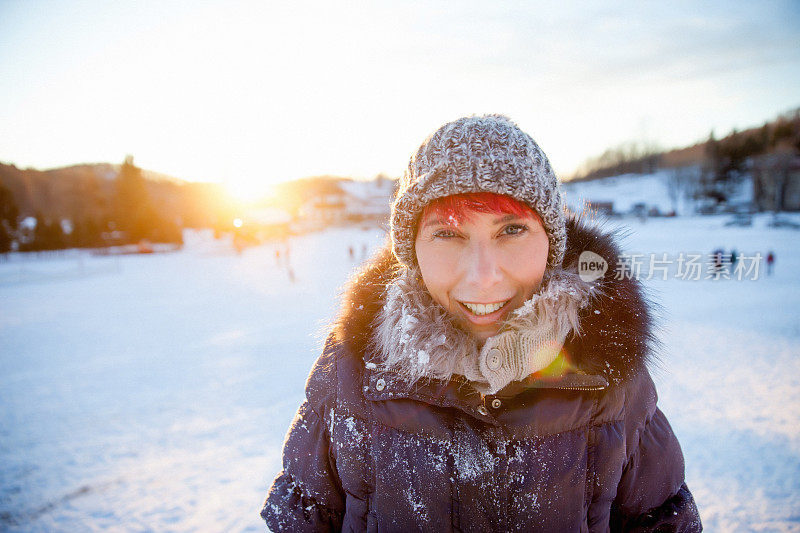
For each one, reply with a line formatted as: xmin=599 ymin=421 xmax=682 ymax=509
xmin=420 ymin=217 xmax=448 ymax=229
xmin=492 ymin=214 xmax=519 ymax=224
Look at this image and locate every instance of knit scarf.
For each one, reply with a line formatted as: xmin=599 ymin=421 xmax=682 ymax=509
xmin=371 ymin=267 xmax=596 ymax=394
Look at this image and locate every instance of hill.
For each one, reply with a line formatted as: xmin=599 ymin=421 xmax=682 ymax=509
xmin=0 ymin=160 xmax=234 ymax=230
xmin=570 ymin=107 xmax=800 ymax=182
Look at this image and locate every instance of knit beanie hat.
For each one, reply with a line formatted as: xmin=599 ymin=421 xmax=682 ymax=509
xmin=391 ymin=114 xmax=567 ymax=269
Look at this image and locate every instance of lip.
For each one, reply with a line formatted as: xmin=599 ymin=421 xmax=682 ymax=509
xmin=456 ymin=299 xmax=513 ymax=325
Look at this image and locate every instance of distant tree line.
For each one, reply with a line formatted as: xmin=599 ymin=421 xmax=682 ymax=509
xmin=571 ymin=108 xmax=800 ymax=195
xmin=700 ymin=109 xmax=800 ymax=202
xmin=0 ymin=156 xmax=238 ymax=253
xmin=572 ymin=141 xmax=663 ymax=181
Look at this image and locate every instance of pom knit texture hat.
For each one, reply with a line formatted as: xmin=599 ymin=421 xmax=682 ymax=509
xmin=391 ymin=114 xmax=567 ymax=269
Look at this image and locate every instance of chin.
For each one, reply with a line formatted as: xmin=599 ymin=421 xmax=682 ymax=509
xmin=469 ymin=327 xmax=501 ymax=343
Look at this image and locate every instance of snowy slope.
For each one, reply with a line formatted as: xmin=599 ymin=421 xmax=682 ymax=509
xmin=1 ymin=216 xmax=798 ymax=532
xmin=561 ymin=169 xmax=753 ymax=216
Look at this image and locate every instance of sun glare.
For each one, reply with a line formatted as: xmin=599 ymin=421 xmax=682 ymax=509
xmin=225 ymin=178 xmax=274 ymax=204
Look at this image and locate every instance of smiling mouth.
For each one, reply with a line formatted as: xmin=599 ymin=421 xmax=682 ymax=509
xmin=458 ymin=300 xmax=511 ymax=317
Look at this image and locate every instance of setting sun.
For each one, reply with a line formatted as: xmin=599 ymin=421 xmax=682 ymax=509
xmin=225 ymin=177 xmax=275 ymax=204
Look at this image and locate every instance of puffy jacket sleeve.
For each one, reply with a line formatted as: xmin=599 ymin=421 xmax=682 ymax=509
xmin=610 ymin=372 xmax=702 ymax=532
xmin=261 ymin=340 xmax=345 ymax=532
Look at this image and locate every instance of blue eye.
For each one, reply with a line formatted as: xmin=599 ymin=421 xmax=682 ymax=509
xmin=502 ymin=224 xmax=528 ymax=236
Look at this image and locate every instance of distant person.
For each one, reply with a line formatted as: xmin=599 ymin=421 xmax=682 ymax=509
xmin=712 ymin=248 xmax=724 ymax=273
xmin=767 ymin=250 xmax=775 ymax=275
xmin=261 ymin=115 xmax=700 ymax=531
xmin=348 ymin=245 xmax=354 ymax=260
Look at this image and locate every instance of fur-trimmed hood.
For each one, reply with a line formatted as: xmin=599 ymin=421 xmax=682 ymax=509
xmin=331 ymin=214 xmax=656 ymax=389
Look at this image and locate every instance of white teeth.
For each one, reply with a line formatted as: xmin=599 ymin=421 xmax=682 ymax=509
xmin=462 ymin=301 xmax=508 ymax=316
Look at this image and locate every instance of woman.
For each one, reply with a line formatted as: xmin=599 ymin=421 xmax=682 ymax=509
xmin=261 ymin=115 xmax=701 ymax=531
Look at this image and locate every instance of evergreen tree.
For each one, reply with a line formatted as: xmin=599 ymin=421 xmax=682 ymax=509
xmin=44 ymin=219 xmax=67 ymax=250
xmin=74 ymin=216 xmax=103 ymax=247
xmin=0 ymin=183 xmax=18 ymax=229
xmin=28 ymin=212 xmax=65 ymax=251
xmin=0 ymin=224 xmax=11 ymax=253
xmin=114 ymin=155 xmax=155 ymax=243
xmin=30 ymin=211 xmax=46 ymax=251
xmin=0 ymin=183 xmax=19 ymax=253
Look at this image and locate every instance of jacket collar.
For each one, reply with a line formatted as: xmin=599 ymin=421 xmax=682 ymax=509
xmin=360 ymin=361 xmax=609 ymax=426
xmin=370 ymin=265 xmax=597 ymax=394
xmin=331 ymin=213 xmax=655 ymax=397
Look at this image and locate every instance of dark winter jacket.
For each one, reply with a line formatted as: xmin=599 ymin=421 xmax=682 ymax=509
xmin=261 ymin=216 xmax=702 ymax=532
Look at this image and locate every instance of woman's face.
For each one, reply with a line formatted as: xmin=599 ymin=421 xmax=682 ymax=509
xmin=414 ymin=208 xmax=549 ymax=343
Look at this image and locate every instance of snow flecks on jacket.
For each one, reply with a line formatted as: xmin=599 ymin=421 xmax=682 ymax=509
xmin=327 ymin=407 xmax=335 ymax=437
xmin=403 ymin=486 xmax=430 ymax=523
xmin=454 ymin=433 xmax=498 ymax=483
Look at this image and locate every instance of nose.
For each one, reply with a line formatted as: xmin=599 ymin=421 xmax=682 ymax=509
xmin=463 ymin=241 xmax=503 ymax=289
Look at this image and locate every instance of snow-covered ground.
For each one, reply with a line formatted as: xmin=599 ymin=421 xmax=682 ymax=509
xmin=1 ymin=214 xmax=798 ymax=532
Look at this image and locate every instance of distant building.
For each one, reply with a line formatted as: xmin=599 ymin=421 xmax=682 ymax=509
xmin=631 ymin=203 xmax=647 ymax=217
xmin=338 ymin=177 xmax=395 ymax=222
xmin=298 ymin=178 xmax=396 ymax=227
xmin=298 ymin=193 xmax=349 ymax=225
xmin=582 ymin=200 xmax=614 ymax=216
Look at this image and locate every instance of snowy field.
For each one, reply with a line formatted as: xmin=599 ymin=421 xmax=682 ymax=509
xmin=1 ymin=214 xmax=799 ymax=532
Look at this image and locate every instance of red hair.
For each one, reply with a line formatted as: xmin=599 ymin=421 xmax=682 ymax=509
xmin=418 ymin=192 xmax=540 ymax=228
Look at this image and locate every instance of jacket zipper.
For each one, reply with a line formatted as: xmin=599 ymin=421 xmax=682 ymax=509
xmin=547 ymin=384 xmax=606 ymax=391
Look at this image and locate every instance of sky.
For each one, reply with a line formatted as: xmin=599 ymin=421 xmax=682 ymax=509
xmin=1 ymin=0 xmax=798 ymax=198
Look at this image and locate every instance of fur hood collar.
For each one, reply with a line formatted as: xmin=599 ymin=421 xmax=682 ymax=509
xmin=331 ymin=214 xmax=656 ymax=389
xmin=371 ymin=267 xmax=595 ymax=394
